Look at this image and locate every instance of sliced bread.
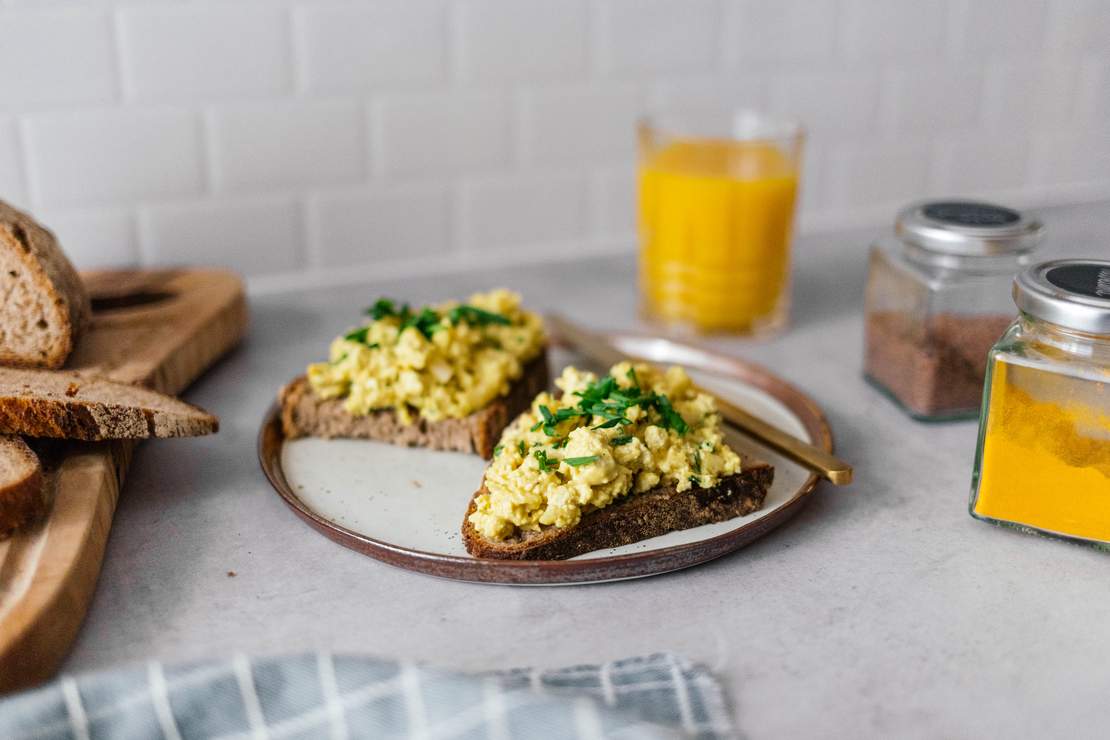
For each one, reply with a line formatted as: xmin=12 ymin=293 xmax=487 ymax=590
xmin=0 ymin=367 xmax=218 ymax=440
xmin=280 ymin=351 xmax=549 ymax=459
xmin=462 ymin=458 xmax=774 ymax=560
xmin=0 ymin=436 xmax=45 ymax=536
xmin=0 ymin=201 xmax=91 ymax=369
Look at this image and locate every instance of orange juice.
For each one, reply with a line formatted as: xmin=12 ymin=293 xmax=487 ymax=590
xmin=639 ymin=136 xmax=799 ymax=334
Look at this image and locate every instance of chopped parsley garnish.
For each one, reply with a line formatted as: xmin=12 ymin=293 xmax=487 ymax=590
xmin=363 ymin=298 xmax=511 ymax=340
xmin=526 ymin=367 xmax=690 ymax=455
xmin=689 ymin=475 xmax=701 ymax=486
xmin=447 ymin=304 xmax=511 ymax=327
xmin=570 ymin=369 xmax=689 ymax=434
xmin=493 ymin=444 xmax=503 ymax=457
xmin=401 ymin=307 xmax=441 ymax=339
xmin=367 ymin=298 xmax=401 ymax=321
xmin=692 ymin=450 xmax=702 ymax=473
xmin=533 ymin=448 xmax=555 ymax=472
xmin=531 ymin=404 xmax=586 ymax=436
xmin=652 ymin=393 xmax=689 ymax=435
xmin=517 ymin=440 xmax=527 ymax=456
xmin=563 ymin=455 xmax=599 ymax=467
xmin=342 ymin=327 xmax=379 ymax=348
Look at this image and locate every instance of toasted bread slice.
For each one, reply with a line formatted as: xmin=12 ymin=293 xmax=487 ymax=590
xmin=280 ymin=350 xmax=549 ymax=459
xmin=0 ymin=367 xmax=218 ymax=440
xmin=462 ymin=457 xmax=774 ymax=560
xmin=0 ymin=201 xmax=91 ymax=369
xmin=0 ymin=436 xmax=45 ymax=537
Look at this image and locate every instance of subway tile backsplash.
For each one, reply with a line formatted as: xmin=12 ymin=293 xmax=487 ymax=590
xmin=0 ymin=0 xmax=1106 ymax=291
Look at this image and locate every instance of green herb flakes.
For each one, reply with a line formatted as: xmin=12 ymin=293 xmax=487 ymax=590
xmin=533 ymin=448 xmax=555 ymax=472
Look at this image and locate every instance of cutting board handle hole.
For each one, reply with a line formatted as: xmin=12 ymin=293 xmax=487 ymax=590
xmin=90 ymin=290 xmax=176 ymax=313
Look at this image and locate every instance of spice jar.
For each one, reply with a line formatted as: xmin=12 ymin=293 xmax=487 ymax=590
xmin=863 ymin=200 xmax=1044 ymax=420
xmin=970 ymin=259 xmax=1110 ymax=545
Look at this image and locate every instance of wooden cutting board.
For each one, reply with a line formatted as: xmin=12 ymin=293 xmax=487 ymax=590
xmin=0 ymin=269 xmax=247 ymax=693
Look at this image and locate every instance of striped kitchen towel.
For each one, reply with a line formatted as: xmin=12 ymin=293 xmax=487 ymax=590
xmin=0 ymin=652 xmax=734 ymax=739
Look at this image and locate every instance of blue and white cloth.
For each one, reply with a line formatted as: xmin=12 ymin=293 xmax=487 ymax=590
xmin=0 ymin=652 xmax=735 ymax=739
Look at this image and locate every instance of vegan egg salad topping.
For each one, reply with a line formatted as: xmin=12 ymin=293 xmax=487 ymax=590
xmin=306 ymin=289 xmax=544 ymax=423
xmin=468 ymin=362 xmax=742 ymax=541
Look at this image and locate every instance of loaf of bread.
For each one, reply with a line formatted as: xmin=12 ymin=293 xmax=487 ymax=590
xmin=0 ymin=201 xmax=90 ymax=369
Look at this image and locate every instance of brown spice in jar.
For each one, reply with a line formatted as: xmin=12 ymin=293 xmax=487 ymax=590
xmin=865 ymin=311 xmax=1014 ymax=418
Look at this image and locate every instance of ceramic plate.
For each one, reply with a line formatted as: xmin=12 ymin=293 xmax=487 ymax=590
xmin=259 ymin=334 xmax=834 ymax=585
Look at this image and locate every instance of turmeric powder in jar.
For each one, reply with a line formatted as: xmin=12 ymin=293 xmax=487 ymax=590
xmin=971 ymin=259 xmax=1110 ymax=544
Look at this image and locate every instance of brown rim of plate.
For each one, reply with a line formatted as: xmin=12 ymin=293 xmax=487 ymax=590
xmin=258 ymin=333 xmax=835 ymax=585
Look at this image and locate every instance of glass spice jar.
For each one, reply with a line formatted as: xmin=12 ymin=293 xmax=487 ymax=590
xmin=970 ymin=259 xmax=1110 ymax=545
xmin=863 ymin=200 xmax=1044 ymax=420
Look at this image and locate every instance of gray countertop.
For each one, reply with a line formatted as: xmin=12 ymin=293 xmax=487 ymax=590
xmin=65 ymin=201 xmax=1110 ymax=738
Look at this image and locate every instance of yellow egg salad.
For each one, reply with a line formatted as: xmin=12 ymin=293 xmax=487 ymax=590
xmin=306 ymin=289 xmax=544 ymax=423
xmin=468 ymin=362 xmax=742 ymax=541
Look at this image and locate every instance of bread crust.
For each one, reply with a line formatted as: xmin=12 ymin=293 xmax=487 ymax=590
xmin=279 ymin=350 xmax=550 ymax=459
xmin=0 ymin=368 xmax=218 ymax=440
xmin=0 ymin=201 xmax=91 ymax=369
xmin=0 ymin=436 xmax=45 ymax=537
xmin=462 ymin=459 xmax=774 ymax=560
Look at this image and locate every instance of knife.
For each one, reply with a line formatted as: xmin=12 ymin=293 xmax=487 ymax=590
xmin=547 ymin=314 xmax=854 ymax=486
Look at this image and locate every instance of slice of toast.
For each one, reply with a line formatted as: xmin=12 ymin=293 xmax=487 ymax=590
xmin=462 ymin=457 xmax=774 ymax=560
xmin=0 ymin=201 xmax=91 ymax=369
xmin=280 ymin=350 xmax=549 ymax=459
xmin=0 ymin=436 xmax=45 ymax=536
xmin=0 ymin=367 xmax=218 ymax=440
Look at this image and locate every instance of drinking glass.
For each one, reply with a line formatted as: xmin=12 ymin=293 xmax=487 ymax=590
xmin=638 ymin=110 xmax=803 ymax=335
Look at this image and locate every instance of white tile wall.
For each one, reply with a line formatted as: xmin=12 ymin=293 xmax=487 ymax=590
xmin=374 ymin=92 xmax=510 ymax=177
xmin=139 ymin=198 xmax=304 ymax=276
xmin=881 ymin=67 xmax=983 ymax=134
xmin=456 ymin=0 xmax=588 ymax=83
xmin=768 ymin=69 xmax=880 ymax=139
xmin=41 ymin=209 xmax=138 ymax=269
xmin=598 ymin=0 xmax=719 ymax=76
xmin=519 ymin=86 xmax=640 ymax=166
xmin=724 ymin=0 xmax=838 ymax=65
xmin=207 ymin=101 xmax=364 ymax=191
xmin=118 ymin=4 xmax=291 ymax=101
xmin=954 ymin=0 xmax=1047 ymax=57
xmin=839 ymin=0 xmax=949 ymax=59
xmin=460 ymin=173 xmax=587 ymax=251
xmin=0 ymin=0 xmax=1105 ymax=290
xmin=0 ymin=118 xmax=26 ymax=209
xmin=293 ymin=1 xmax=445 ymax=92
xmin=23 ymin=108 xmax=204 ymax=207
xmin=0 ymin=9 xmax=117 ymax=109
xmin=824 ymin=140 xmax=934 ymax=210
xmin=311 ymin=185 xmax=450 ymax=266
xmin=1045 ymin=0 xmax=1110 ymax=52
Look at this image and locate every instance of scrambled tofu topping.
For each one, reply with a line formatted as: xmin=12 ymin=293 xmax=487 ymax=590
xmin=306 ymin=289 xmax=544 ymax=423
xmin=469 ymin=362 xmax=742 ymax=541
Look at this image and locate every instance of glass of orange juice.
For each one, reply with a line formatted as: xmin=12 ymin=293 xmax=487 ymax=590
xmin=638 ymin=110 xmax=804 ymax=335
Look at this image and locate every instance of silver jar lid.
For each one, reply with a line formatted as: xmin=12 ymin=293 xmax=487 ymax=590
xmin=1014 ymin=259 xmax=1110 ymax=334
xmin=896 ymin=200 xmax=1044 ymax=256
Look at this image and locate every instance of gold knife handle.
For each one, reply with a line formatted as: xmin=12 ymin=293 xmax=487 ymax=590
xmin=548 ymin=314 xmax=854 ymax=486
xmin=711 ymin=396 xmax=853 ymax=485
